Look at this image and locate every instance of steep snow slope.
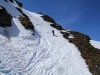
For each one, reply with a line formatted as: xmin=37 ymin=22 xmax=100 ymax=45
xmin=0 ymin=0 xmax=22 ymax=16
xmin=0 ymin=0 xmax=92 ymax=75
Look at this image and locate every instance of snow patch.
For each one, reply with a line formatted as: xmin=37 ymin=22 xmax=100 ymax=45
xmin=68 ymin=34 xmax=74 ymax=38
xmin=61 ymin=30 xmax=67 ymax=32
xmin=90 ymin=40 xmax=100 ymax=49
xmin=0 ymin=7 xmax=2 ymax=9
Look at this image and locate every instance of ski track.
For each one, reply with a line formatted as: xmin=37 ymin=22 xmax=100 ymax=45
xmin=0 ymin=1 xmax=92 ymax=75
xmin=0 ymin=25 xmax=50 ymax=75
xmin=15 ymin=12 xmax=91 ymax=75
xmin=24 ymin=36 xmax=50 ymax=72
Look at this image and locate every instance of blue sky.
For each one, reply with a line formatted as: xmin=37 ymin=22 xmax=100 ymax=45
xmin=19 ymin=0 xmax=100 ymax=41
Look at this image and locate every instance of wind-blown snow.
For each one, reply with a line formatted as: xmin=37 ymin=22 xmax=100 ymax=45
xmin=90 ymin=40 xmax=100 ymax=49
xmin=0 ymin=0 xmax=92 ymax=75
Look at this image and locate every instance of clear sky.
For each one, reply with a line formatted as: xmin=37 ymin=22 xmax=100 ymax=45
xmin=19 ymin=0 xmax=100 ymax=41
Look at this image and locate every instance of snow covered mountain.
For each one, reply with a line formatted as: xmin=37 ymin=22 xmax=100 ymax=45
xmin=0 ymin=0 xmax=100 ymax=75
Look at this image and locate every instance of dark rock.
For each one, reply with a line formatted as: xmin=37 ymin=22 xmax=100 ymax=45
xmin=9 ymin=0 xmax=13 ymax=3
xmin=16 ymin=7 xmax=29 ymax=19
xmin=0 ymin=6 xmax=7 ymax=12
xmin=38 ymin=12 xmax=43 ymax=15
xmin=16 ymin=7 xmax=23 ymax=13
xmin=41 ymin=14 xmax=65 ymax=30
xmin=22 ymin=13 xmax=30 ymax=20
xmin=63 ymin=32 xmax=69 ymax=39
xmin=4 ymin=0 xmax=8 ymax=2
xmin=18 ymin=15 xmax=34 ymax=30
xmin=56 ymin=25 xmax=63 ymax=30
xmin=41 ymin=15 xmax=56 ymax=23
xmin=15 ymin=0 xmax=23 ymax=7
xmin=50 ymin=23 xmax=57 ymax=28
xmin=50 ymin=23 xmax=64 ymax=30
xmin=0 ymin=5 xmax=12 ymax=27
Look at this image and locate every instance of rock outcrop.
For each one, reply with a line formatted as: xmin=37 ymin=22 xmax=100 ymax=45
xmin=16 ymin=7 xmax=29 ymax=19
xmin=4 ymin=0 xmax=8 ymax=2
xmin=8 ymin=0 xmax=23 ymax=7
xmin=18 ymin=15 xmax=34 ymax=31
xmin=41 ymin=15 xmax=56 ymax=23
xmin=41 ymin=14 xmax=64 ymax=30
xmin=50 ymin=23 xmax=64 ymax=30
xmin=9 ymin=0 xmax=13 ymax=3
xmin=0 ymin=5 xmax=12 ymax=27
xmin=15 ymin=0 xmax=23 ymax=7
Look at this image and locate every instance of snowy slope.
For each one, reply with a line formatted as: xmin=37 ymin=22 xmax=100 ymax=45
xmin=90 ymin=40 xmax=100 ymax=49
xmin=0 ymin=0 xmax=92 ymax=75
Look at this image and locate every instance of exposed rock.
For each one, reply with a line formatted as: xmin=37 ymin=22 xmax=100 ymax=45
xmin=0 ymin=6 xmax=7 ymax=12
xmin=9 ymin=0 xmax=13 ymax=3
xmin=22 ymin=13 xmax=29 ymax=20
xmin=4 ymin=0 xmax=8 ymax=2
xmin=15 ymin=0 xmax=23 ymax=7
xmin=38 ymin=12 xmax=43 ymax=15
xmin=50 ymin=23 xmax=64 ymax=30
xmin=8 ymin=0 xmax=22 ymax=7
xmin=16 ymin=7 xmax=23 ymax=13
xmin=41 ymin=15 xmax=56 ymax=23
xmin=0 ymin=5 xmax=12 ymax=27
xmin=61 ymin=30 xmax=100 ymax=75
xmin=41 ymin=14 xmax=65 ymax=30
xmin=16 ymin=7 xmax=29 ymax=19
xmin=18 ymin=15 xmax=34 ymax=31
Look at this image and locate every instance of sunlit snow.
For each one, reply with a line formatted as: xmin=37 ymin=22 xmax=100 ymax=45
xmin=0 ymin=0 xmax=92 ymax=75
xmin=90 ymin=40 xmax=100 ymax=49
xmin=0 ymin=7 xmax=2 ymax=9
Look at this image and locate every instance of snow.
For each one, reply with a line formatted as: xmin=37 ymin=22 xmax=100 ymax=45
xmin=68 ymin=34 xmax=74 ymax=38
xmin=61 ymin=30 xmax=67 ymax=32
xmin=90 ymin=40 xmax=100 ymax=49
xmin=0 ymin=0 xmax=93 ymax=75
xmin=0 ymin=0 xmax=22 ymax=16
xmin=0 ymin=7 xmax=2 ymax=9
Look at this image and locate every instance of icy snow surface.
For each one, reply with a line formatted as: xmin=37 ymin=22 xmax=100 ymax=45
xmin=90 ymin=40 xmax=100 ymax=49
xmin=0 ymin=0 xmax=92 ymax=75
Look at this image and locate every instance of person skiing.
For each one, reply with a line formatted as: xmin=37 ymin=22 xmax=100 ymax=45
xmin=52 ymin=30 xmax=55 ymax=36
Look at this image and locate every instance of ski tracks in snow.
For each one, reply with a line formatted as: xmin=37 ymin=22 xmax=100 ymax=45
xmin=0 ymin=27 xmax=50 ymax=75
xmin=0 ymin=9 xmax=92 ymax=75
xmin=24 ymin=36 xmax=50 ymax=73
xmin=23 ymin=11 xmax=89 ymax=75
xmin=0 ymin=33 xmax=49 ymax=75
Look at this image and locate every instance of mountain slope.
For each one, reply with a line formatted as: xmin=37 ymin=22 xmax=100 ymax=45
xmin=0 ymin=0 xmax=100 ymax=75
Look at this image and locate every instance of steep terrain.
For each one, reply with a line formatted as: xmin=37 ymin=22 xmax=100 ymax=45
xmin=0 ymin=0 xmax=100 ymax=75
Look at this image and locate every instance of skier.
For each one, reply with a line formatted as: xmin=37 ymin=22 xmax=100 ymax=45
xmin=52 ymin=30 xmax=55 ymax=36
